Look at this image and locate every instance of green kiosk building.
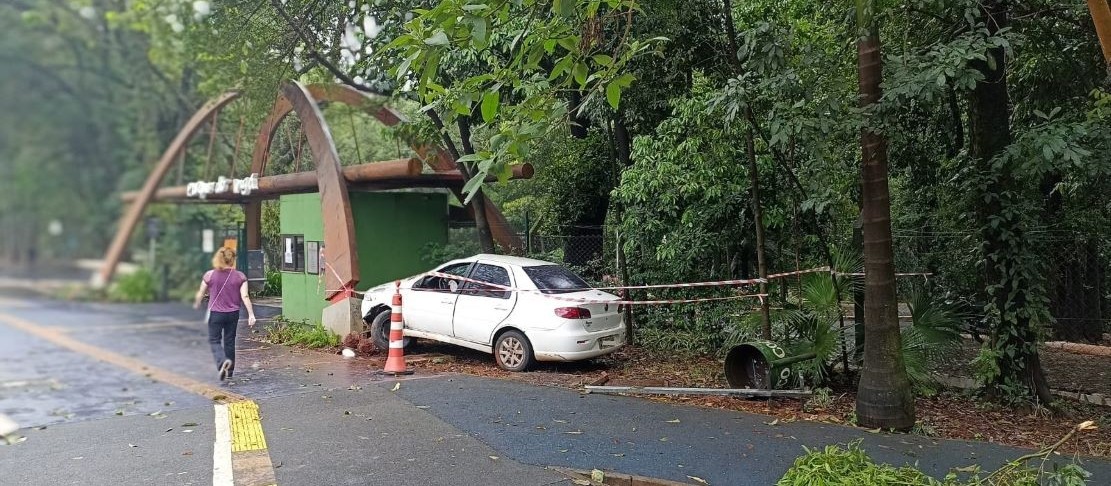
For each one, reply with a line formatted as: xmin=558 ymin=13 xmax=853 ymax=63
xmin=278 ymin=191 xmax=448 ymax=325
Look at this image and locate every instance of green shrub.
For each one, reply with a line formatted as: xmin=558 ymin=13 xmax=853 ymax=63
xmin=261 ymin=270 xmax=282 ymax=296
xmin=108 ymin=269 xmax=157 ymax=303
xmin=263 ymin=317 xmax=339 ymax=348
xmin=288 ymin=322 xmax=339 ymax=348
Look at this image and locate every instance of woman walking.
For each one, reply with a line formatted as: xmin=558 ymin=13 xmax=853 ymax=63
xmin=193 ymin=247 xmax=256 ymax=381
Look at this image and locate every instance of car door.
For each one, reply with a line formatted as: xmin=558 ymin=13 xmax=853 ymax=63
xmin=402 ymin=262 xmax=472 ymax=337
xmin=451 ymin=262 xmax=517 ymax=345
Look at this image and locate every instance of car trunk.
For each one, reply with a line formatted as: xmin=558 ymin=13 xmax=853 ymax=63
xmin=557 ymin=290 xmax=623 ymax=333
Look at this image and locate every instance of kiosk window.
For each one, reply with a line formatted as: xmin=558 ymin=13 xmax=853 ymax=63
xmin=281 ymin=235 xmax=305 ymax=272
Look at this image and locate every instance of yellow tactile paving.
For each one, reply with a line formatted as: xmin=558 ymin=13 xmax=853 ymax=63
xmin=228 ymin=400 xmax=268 ymax=453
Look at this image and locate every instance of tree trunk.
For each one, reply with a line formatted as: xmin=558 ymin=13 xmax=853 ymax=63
xmin=969 ymin=0 xmax=1055 ymax=405
xmin=854 ymin=3 xmax=916 ymax=431
xmin=745 ymin=121 xmax=771 ymax=339
xmin=455 ymin=118 xmax=496 ymax=253
xmin=1088 ymin=0 xmax=1111 ymax=73
xmin=723 ymin=0 xmax=772 ymax=338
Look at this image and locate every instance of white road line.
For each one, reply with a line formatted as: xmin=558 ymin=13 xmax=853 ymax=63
xmin=213 ymin=404 xmax=234 ymax=486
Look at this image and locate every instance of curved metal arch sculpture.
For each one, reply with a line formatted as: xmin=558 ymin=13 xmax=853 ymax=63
xmin=97 ymin=92 xmax=240 ymax=286
xmin=278 ymin=82 xmax=360 ymax=299
xmin=100 ymin=82 xmax=522 ymax=296
xmin=242 ymin=83 xmax=522 ymax=270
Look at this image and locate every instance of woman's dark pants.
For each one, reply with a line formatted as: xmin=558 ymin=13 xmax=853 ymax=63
xmin=207 ymin=310 xmax=239 ymax=375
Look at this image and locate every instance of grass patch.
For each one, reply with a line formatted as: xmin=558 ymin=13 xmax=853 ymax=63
xmin=107 ymin=269 xmax=156 ymax=303
xmin=263 ymin=317 xmax=339 ymax=348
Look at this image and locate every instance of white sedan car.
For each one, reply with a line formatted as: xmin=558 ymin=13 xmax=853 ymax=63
xmin=360 ymin=254 xmax=626 ymax=371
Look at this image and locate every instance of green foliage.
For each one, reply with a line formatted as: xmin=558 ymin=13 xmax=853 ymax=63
xmin=381 ymin=0 xmax=659 ymax=200
xmin=264 ymin=318 xmax=340 ymax=349
xmin=778 ymin=440 xmax=1092 ymax=486
xmin=903 ymin=289 xmax=965 ymax=394
xmin=421 ymin=238 xmax=482 ymax=267
xmin=108 ymin=269 xmax=157 ymax=303
xmin=777 ymin=442 xmax=939 ymax=486
xmin=260 ymin=270 xmax=283 ymax=297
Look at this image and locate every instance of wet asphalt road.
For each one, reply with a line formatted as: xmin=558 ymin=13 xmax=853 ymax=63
xmin=0 ymin=291 xmax=1108 ymax=485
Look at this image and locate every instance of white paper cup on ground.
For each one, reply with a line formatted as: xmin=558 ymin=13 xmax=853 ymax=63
xmin=0 ymin=414 xmax=19 ymax=437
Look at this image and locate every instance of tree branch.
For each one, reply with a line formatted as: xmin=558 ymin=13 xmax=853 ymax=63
xmin=270 ymin=0 xmax=388 ymax=95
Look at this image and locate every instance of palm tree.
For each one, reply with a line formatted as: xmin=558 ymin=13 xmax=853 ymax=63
xmin=854 ymin=0 xmax=915 ymax=431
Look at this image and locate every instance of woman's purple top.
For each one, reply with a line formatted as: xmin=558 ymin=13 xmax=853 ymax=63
xmin=204 ymin=269 xmax=247 ymax=312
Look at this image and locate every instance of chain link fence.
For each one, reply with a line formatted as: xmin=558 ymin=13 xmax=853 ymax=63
xmin=893 ymin=230 xmax=1110 ymax=341
xmin=439 ymin=222 xmax=1109 ymax=344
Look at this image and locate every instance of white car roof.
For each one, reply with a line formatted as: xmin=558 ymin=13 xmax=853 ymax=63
xmin=468 ymin=253 xmax=559 ymax=268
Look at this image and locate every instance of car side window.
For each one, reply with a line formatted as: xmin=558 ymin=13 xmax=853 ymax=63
xmin=413 ymin=262 xmax=471 ymax=292
xmin=461 ymin=264 xmax=511 ymax=299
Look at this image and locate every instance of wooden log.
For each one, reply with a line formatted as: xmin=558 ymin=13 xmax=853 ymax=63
xmin=1043 ymin=341 xmax=1111 ymax=357
xmin=583 ymin=385 xmax=812 ymax=398
xmin=120 ymin=160 xmax=535 ymax=203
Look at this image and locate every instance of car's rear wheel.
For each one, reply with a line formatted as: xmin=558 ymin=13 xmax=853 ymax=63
xmin=494 ymin=330 xmax=534 ymax=372
xmin=368 ymin=310 xmax=411 ymax=351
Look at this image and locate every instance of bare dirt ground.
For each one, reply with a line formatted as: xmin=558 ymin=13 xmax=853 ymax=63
xmin=933 ymin=339 xmax=1111 ymax=399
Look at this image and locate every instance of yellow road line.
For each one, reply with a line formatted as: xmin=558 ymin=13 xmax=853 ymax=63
xmin=50 ymin=322 xmax=194 ymax=333
xmin=228 ymin=401 xmax=268 ymax=452
xmin=1 ymin=311 xmax=277 ymax=485
xmin=0 ymin=312 xmax=246 ymax=402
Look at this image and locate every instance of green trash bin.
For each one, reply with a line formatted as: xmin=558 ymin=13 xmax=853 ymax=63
xmin=724 ymin=341 xmax=816 ymax=389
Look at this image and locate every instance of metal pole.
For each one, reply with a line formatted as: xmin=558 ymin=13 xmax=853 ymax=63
xmin=616 ymin=226 xmax=634 ymax=346
xmin=524 ymin=211 xmax=531 ymax=255
xmin=149 ymin=237 xmax=157 ymax=270
xmin=160 ymin=264 xmax=169 ymax=301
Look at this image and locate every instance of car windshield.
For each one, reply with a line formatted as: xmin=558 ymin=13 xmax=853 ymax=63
xmin=522 ymin=265 xmax=592 ymax=294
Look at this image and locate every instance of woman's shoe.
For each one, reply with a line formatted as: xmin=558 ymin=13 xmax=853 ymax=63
xmin=218 ymin=359 xmax=233 ymax=381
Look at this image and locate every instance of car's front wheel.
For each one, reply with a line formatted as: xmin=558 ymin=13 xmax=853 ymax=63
xmin=368 ymin=310 xmax=411 ymax=351
xmin=494 ymin=330 xmax=534 ymax=372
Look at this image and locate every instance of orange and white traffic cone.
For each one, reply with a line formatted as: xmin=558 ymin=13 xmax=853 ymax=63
xmin=383 ymin=281 xmax=412 ymax=375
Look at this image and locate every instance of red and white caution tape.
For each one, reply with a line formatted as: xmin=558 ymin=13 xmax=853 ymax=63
xmin=540 ymin=293 xmax=767 ymax=306
xmin=766 ymin=266 xmax=831 ymax=280
xmin=419 ymin=271 xmax=765 ymax=305
xmin=325 ymin=265 xmax=927 ymax=306
xmin=833 ymin=271 xmax=933 ymax=278
xmin=421 ymin=271 xmax=765 ymax=294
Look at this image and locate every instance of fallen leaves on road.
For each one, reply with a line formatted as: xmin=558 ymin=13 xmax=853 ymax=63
xmin=688 ymin=475 xmax=709 ymax=484
xmin=181 ymin=422 xmax=198 ymax=427
xmin=391 ymin=383 xmax=401 ymax=392
xmin=591 ymin=469 xmax=605 ymax=482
